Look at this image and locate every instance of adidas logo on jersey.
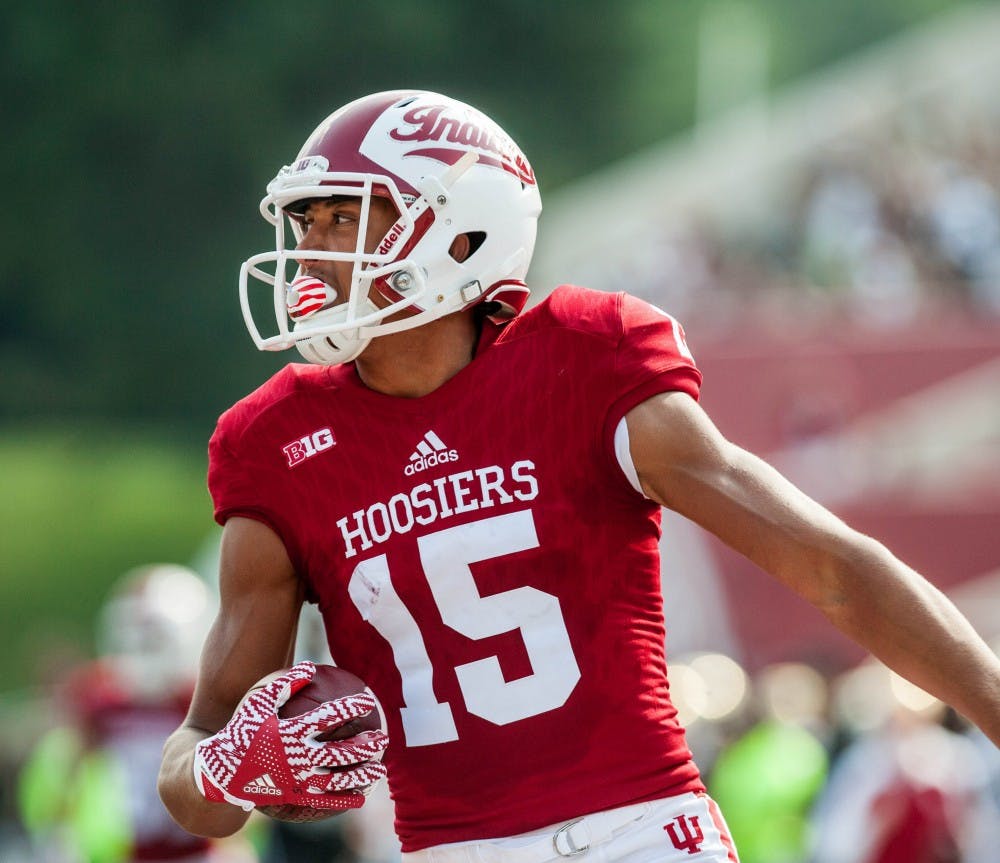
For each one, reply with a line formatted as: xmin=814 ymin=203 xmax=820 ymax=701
xmin=243 ymin=773 xmax=282 ymax=796
xmin=404 ymin=431 xmax=458 ymax=475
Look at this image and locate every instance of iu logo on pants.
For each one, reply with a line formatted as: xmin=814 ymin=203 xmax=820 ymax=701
xmin=664 ymin=814 xmax=704 ymax=855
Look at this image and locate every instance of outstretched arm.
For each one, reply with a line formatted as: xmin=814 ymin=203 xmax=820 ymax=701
xmin=158 ymin=516 xmax=304 ymax=837
xmin=627 ymin=391 xmax=1000 ymax=747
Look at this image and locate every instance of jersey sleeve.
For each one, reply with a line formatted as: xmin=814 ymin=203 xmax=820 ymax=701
xmin=208 ymin=420 xmax=253 ymax=523
xmin=605 ymin=292 xmax=702 ymax=429
xmin=596 ymin=292 xmax=702 ymax=495
xmin=207 ymin=413 xmax=305 ymax=572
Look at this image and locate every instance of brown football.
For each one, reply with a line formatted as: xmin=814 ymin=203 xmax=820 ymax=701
xmin=256 ymin=664 xmax=383 ymax=823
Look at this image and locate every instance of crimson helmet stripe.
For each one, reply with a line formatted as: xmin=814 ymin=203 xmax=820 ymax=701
xmin=297 ymin=91 xmax=425 ymax=198
xmin=370 ymin=208 xmax=437 ymax=305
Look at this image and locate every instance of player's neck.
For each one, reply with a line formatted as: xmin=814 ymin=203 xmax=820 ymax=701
xmin=353 ymin=311 xmax=479 ymax=398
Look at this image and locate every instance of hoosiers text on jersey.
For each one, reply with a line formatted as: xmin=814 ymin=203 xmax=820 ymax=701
xmin=337 ymin=460 xmax=538 ymax=559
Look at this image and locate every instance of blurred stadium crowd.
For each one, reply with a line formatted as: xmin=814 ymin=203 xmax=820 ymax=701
xmin=624 ymin=107 xmax=1000 ymax=338
xmin=531 ymin=4 xmax=1000 ymax=344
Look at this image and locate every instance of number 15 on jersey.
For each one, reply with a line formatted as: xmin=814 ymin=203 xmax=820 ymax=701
xmin=348 ymin=510 xmax=581 ymax=746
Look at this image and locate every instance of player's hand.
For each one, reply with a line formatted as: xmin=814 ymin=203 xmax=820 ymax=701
xmin=192 ymin=661 xmax=389 ymax=812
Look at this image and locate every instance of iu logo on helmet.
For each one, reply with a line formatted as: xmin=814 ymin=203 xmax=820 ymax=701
xmin=664 ymin=814 xmax=704 ymax=855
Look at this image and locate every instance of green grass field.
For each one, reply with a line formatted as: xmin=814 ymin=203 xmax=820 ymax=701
xmin=0 ymin=428 xmax=213 ymax=695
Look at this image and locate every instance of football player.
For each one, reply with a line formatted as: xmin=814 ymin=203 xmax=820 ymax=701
xmin=158 ymin=90 xmax=1000 ymax=863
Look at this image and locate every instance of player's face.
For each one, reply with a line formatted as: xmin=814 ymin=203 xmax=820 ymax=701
xmin=294 ymin=196 xmax=399 ymax=304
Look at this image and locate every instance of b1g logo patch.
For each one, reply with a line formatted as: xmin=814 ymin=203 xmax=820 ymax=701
xmin=283 ymin=427 xmax=336 ymax=468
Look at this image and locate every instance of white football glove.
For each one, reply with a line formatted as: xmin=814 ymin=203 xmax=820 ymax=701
xmin=193 ymin=661 xmax=388 ymax=812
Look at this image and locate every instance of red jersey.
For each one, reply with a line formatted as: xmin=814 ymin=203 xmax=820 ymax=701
xmin=209 ymin=285 xmax=705 ymax=850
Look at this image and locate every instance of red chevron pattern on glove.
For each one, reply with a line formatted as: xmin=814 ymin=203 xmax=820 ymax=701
xmin=193 ymin=661 xmax=389 ymax=812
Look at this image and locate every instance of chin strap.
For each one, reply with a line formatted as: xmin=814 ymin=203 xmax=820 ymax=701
xmin=295 ymin=332 xmax=370 ymax=365
xmin=484 ymin=280 xmax=531 ymax=322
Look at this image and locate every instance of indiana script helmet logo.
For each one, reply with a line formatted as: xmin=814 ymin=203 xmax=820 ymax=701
xmin=389 ymin=104 xmax=536 ymax=187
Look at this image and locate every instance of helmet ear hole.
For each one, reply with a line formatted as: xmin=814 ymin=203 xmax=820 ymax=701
xmin=451 ymin=231 xmax=486 ymax=262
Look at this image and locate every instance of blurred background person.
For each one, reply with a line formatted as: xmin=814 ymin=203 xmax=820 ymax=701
xmin=810 ymin=661 xmax=1000 ymax=863
xmin=707 ymin=662 xmax=831 ymax=863
xmin=16 ymin=564 xmax=255 ymax=863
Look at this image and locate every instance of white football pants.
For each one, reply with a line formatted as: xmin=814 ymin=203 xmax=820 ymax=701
xmin=402 ymin=793 xmax=740 ymax=863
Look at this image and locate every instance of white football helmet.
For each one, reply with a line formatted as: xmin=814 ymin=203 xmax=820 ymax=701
xmin=97 ymin=564 xmax=214 ymax=699
xmin=239 ymin=90 xmax=543 ymax=364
